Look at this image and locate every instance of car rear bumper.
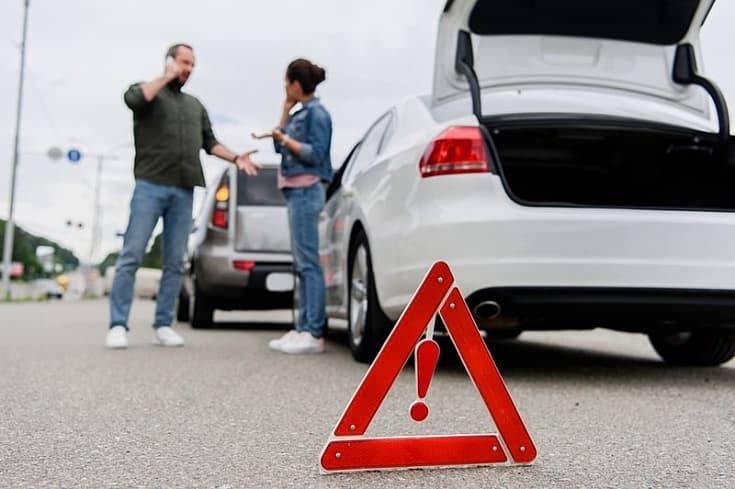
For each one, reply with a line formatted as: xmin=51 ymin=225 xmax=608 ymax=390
xmin=464 ymin=287 xmax=735 ymax=331
xmin=370 ymin=174 xmax=735 ymax=320
xmin=195 ymin=253 xmax=293 ymax=310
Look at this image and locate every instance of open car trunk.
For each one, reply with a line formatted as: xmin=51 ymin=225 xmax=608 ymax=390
xmin=486 ymin=118 xmax=735 ymax=211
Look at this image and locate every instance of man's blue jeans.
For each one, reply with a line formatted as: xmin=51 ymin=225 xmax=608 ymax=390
xmin=283 ymin=183 xmax=326 ymax=338
xmin=109 ymin=180 xmax=193 ymax=329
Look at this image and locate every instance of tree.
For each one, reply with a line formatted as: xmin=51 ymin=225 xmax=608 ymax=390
xmin=99 ymin=232 xmax=163 ymax=276
xmin=0 ymin=219 xmax=80 ymax=280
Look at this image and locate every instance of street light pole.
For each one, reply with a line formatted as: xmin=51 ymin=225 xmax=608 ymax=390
xmin=2 ymin=0 xmax=31 ymax=300
xmin=89 ymin=155 xmax=104 ymax=263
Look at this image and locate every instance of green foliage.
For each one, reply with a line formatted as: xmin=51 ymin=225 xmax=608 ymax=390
xmin=99 ymin=232 xmax=163 ymax=276
xmin=0 ymin=219 xmax=80 ymax=280
xmin=98 ymin=251 xmax=119 ymax=276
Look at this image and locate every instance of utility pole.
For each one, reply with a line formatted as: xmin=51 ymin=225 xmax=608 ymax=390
xmin=89 ymin=155 xmax=104 ymax=263
xmin=2 ymin=0 xmax=31 ymax=300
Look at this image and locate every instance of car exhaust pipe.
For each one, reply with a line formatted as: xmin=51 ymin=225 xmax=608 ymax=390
xmin=472 ymin=300 xmax=502 ymax=320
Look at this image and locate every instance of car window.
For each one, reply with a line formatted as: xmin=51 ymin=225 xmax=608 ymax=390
xmin=236 ymin=168 xmax=285 ymax=206
xmin=343 ymin=113 xmax=392 ymax=183
xmin=327 ymin=142 xmax=361 ymax=200
xmin=378 ymin=112 xmax=395 ymax=154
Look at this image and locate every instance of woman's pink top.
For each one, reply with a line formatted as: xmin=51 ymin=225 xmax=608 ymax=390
xmin=277 ymin=171 xmax=320 ymax=189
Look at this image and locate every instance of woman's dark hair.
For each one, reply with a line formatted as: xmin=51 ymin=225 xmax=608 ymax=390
xmin=286 ymin=58 xmax=326 ymax=95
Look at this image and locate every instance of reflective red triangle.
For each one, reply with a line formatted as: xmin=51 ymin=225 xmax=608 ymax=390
xmin=320 ymin=261 xmax=537 ymax=473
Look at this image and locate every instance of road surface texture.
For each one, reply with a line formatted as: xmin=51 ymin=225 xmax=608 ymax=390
xmin=1 ymin=299 xmax=733 ymax=488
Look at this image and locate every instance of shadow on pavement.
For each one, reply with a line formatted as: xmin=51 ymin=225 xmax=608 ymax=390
xmin=327 ymin=331 xmax=735 ymax=383
xmin=192 ymin=320 xmax=735 ymax=383
xmin=434 ymin=337 xmax=735 ymax=384
xmin=198 ymin=321 xmax=293 ymax=332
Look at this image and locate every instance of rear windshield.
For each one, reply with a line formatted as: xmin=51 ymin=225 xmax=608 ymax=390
xmin=236 ymin=168 xmax=285 ymax=206
xmin=468 ymin=0 xmax=701 ymax=45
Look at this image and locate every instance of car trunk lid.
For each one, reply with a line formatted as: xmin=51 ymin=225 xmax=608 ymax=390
xmin=433 ymin=0 xmax=718 ymax=126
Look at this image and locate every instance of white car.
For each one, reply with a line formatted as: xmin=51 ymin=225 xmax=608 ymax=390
xmin=320 ymin=0 xmax=735 ymax=365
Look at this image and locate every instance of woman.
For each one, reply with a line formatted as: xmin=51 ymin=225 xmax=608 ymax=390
xmin=265 ymin=58 xmax=333 ymax=354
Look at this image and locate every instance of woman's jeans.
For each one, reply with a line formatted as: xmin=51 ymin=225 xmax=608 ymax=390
xmin=283 ymin=183 xmax=327 ymax=338
xmin=109 ymin=180 xmax=193 ymax=329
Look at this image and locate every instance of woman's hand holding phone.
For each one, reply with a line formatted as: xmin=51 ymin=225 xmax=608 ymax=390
xmin=283 ymin=98 xmax=297 ymax=113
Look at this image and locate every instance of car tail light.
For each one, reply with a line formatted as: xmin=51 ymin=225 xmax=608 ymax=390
xmin=418 ymin=126 xmax=492 ymax=178
xmin=233 ymin=260 xmax=256 ymax=272
xmin=212 ymin=178 xmax=230 ymax=229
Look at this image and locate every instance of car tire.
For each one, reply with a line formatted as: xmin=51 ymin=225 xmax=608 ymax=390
xmin=649 ymin=329 xmax=735 ymax=366
xmin=347 ymin=230 xmax=392 ymax=363
xmin=189 ymin=280 xmax=214 ymax=329
xmin=177 ymin=288 xmax=190 ymax=323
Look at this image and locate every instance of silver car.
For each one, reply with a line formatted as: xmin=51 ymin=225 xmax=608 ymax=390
xmin=178 ymin=164 xmax=293 ymax=328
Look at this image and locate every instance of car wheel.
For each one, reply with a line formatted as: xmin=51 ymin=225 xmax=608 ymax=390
xmin=189 ymin=280 xmax=214 ymax=329
xmin=348 ymin=231 xmax=392 ymax=363
xmin=177 ymin=288 xmax=190 ymax=323
xmin=649 ymin=329 xmax=735 ymax=366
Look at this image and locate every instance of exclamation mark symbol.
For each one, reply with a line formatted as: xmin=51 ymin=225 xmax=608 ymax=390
xmin=409 ymin=338 xmax=440 ymax=422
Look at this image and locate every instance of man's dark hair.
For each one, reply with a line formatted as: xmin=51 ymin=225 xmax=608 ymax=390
xmin=286 ymin=58 xmax=326 ymax=95
xmin=165 ymin=43 xmax=194 ymax=60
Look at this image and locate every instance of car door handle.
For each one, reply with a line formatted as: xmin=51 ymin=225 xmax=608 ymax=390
xmin=343 ymin=188 xmax=356 ymax=198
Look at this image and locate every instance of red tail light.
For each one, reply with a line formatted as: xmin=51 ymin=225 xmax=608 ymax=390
xmin=212 ymin=178 xmax=230 ymax=229
xmin=212 ymin=209 xmax=228 ymax=229
xmin=233 ymin=260 xmax=255 ymax=272
xmin=419 ymin=126 xmax=491 ymax=178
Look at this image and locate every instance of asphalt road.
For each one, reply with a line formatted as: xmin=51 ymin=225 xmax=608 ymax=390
xmin=0 ymin=299 xmax=733 ymax=488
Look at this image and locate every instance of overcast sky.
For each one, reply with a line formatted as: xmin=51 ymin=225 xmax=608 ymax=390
xmin=1 ymin=0 xmax=734 ymax=263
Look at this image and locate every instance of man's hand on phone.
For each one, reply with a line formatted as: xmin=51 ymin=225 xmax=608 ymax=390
xmin=164 ymin=58 xmax=182 ymax=81
xmin=236 ymin=150 xmax=262 ymax=176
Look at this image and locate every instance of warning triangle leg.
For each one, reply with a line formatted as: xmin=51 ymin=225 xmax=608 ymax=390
xmin=440 ymin=287 xmax=537 ymax=463
xmin=333 ymin=262 xmax=454 ymax=436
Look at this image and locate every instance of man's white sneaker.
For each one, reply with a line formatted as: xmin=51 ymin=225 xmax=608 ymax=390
xmin=105 ymin=326 xmax=128 ymax=350
xmin=273 ymin=331 xmax=325 ymax=355
xmin=268 ymin=330 xmax=299 ymax=350
xmin=154 ymin=326 xmax=185 ymax=347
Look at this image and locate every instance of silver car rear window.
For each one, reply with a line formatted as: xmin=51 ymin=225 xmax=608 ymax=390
xmin=236 ymin=169 xmax=286 ymax=206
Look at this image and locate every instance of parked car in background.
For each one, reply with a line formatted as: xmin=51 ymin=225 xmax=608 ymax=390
xmin=31 ymin=279 xmax=64 ymax=300
xmin=103 ymin=266 xmax=161 ymax=300
xmin=179 ymin=164 xmax=293 ymax=328
xmin=320 ymin=0 xmax=735 ymax=366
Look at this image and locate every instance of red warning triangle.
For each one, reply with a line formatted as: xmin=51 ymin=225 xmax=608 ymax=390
xmin=320 ymin=261 xmax=537 ymax=473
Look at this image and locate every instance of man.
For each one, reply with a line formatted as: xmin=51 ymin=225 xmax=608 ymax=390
xmin=106 ymin=43 xmax=259 ymax=349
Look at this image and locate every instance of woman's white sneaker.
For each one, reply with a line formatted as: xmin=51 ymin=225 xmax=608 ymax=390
xmin=268 ymin=330 xmax=299 ymax=350
xmin=273 ymin=331 xmax=325 ymax=354
xmin=154 ymin=327 xmax=185 ymax=347
xmin=105 ymin=326 xmax=128 ymax=349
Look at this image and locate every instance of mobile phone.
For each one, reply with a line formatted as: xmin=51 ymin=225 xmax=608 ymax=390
xmin=165 ymin=55 xmax=176 ymax=68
